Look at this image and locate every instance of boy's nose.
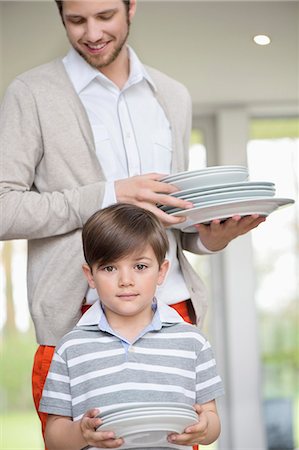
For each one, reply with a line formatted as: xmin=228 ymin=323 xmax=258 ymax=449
xmin=118 ymin=270 xmax=134 ymax=286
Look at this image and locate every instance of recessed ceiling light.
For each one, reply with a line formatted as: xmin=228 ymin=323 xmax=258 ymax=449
xmin=253 ymin=34 xmax=271 ymax=46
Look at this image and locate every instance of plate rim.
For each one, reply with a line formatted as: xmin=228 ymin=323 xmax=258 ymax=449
xmin=170 ymin=197 xmax=294 ymax=232
xmin=169 ymin=197 xmax=294 ymax=217
xmin=97 ymin=401 xmax=195 ymax=417
xmin=169 ymin=181 xmax=276 ymax=198
xmin=160 ymin=165 xmax=248 ymax=182
xmin=166 ymin=173 xmax=249 ymax=190
xmin=161 ymin=190 xmax=276 ymax=213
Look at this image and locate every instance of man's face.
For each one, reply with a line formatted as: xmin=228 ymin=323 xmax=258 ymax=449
xmin=62 ymin=0 xmax=135 ymax=71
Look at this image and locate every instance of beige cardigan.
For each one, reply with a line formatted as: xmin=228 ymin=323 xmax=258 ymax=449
xmin=0 ymin=59 xmax=207 ymax=345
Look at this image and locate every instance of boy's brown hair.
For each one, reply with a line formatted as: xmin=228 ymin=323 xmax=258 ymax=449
xmin=82 ymin=203 xmax=169 ymax=269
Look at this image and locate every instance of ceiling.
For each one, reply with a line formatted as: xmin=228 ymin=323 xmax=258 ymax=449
xmin=129 ymin=1 xmax=299 ymax=115
xmin=1 ymin=1 xmax=299 ymax=116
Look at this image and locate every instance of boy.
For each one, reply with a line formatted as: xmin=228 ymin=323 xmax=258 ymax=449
xmin=39 ymin=204 xmax=224 ymax=450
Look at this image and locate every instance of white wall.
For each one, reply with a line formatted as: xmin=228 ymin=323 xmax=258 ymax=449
xmin=1 ymin=1 xmax=298 ymax=114
xmin=130 ymin=1 xmax=299 ymax=112
xmin=1 ymin=1 xmax=68 ymax=94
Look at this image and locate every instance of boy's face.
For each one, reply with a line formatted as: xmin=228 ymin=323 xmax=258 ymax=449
xmin=83 ymin=245 xmax=169 ymax=323
xmin=62 ymin=0 xmax=136 ymax=71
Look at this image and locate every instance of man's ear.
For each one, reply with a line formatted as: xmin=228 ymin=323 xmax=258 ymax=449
xmin=82 ymin=264 xmax=95 ymax=288
xmin=157 ymin=259 xmax=169 ymax=286
xmin=128 ymin=0 xmax=137 ymax=22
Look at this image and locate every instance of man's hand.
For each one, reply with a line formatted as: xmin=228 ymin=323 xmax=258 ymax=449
xmin=115 ymin=173 xmax=193 ymax=226
xmin=194 ymin=214 xmax=266 ymax=251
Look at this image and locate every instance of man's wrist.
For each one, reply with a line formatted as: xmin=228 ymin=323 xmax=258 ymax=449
xmin=101 ymin=181 xmax=117 ymax=208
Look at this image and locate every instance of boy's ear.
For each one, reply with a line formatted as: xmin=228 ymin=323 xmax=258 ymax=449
xmin=82 ymin=264 xmax=95 ymax=288
xmin=157 ymin=259 xmax=169 ymax=286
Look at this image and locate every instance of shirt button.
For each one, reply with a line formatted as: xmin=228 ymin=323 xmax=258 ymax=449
xmin=129 ymin=346 xmax=135 ymax=352
xmin=126 ymin=132 xmax=131 ymax=138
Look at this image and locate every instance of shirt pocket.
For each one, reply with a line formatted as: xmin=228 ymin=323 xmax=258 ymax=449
xmin=152 ymin=129 xmax=173 ymax=173
xmin=92 ymin=125 xmax=111 ymax=145
xmin=92 ymin=126 xmax=116 ymax=177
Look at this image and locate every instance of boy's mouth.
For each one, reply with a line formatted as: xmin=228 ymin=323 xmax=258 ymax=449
xmin=117 ymin=293 xmax=139 ymax=300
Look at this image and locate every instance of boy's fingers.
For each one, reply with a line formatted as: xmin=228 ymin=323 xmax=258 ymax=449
xmin=84 ymin=408 xmax=100 ymax=418
xmin=168 ymin=432 xmax=196 ymax=445
xmin=193 ymin=403 xmax=203 ymax=415
xmin=94 ymin=435 xmax=124 ymax=448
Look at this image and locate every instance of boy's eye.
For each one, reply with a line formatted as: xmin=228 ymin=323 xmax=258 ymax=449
xmin=135 ymin=264 xmax=147 ymax=271
xmin=103 ymin=266 xmax=115 ymax=272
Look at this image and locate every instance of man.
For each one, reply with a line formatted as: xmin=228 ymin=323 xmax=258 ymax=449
xmin=0 ymin=0 xmax=264 ymax=438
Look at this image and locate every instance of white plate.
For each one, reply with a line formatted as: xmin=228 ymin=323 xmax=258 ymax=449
xmin=170 ymin=197 xmax=294 ymax=232
xmin=161 ymin=169 xmax=248 ymax=184
xmin=170 ymin=181 xmax=275 ymax=199
xmin=102 ymin=405 xmax=196 ymax=419
xmin=164 ymin=171 xmax=249 ymax=190
xmin=102 ymin=409 xmax=197 ymax=424
xmin=119 ymin=429 xmax=179 ymax=449
xmin=161 ymin=165 xmax=248 ymax=183
xmin=177 ymin=187 xmax=275 ymax=202
xmin=97 ymin=413 xmax=198 ymax=439
xmin=98 ymin=402 xmax=195 ymax=417
xmin=161 ymin=189 xmax=276 ymax=213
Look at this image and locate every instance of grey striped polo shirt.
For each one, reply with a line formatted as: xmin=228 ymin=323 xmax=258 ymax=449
xmin=39 ymin=301 xmax=224 ymax=449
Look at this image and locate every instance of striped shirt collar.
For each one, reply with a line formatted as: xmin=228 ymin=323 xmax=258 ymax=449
xmin=63 ymin=46 xmax=156 ymax=94
xmin=77 ymin=298 xmax=184 ymax=328
xmin=98 ymin=301 xmax=163 ymax=344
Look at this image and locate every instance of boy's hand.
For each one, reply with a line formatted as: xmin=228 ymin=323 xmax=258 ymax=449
xmin=80 ymin=408 xmax=124 ymax=448
xmin=167 ymin=404 xmax=208 ymax=446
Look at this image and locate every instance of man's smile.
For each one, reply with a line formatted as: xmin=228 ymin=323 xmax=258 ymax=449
xmin=83 ymin=41 xmax=110 ymax=53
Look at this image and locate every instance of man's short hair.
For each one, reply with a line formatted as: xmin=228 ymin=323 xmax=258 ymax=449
xmin=82 ymin=203 xmax=169 ymax=269
xmin=54 ymin=0 xmax=130 ymax=20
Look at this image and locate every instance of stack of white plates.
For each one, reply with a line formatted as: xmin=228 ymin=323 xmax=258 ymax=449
xmin=159 ymin=166 xmax=294 ymax=233
xmin=96 ymin=402 xmax=198 ymax=448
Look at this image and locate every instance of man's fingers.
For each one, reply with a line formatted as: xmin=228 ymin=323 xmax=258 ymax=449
xmin=154 ymin=193 xmax=193 ymax=209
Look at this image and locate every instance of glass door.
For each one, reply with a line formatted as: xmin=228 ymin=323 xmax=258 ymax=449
xmin=247 ymin=118 xmax=299 ymax=450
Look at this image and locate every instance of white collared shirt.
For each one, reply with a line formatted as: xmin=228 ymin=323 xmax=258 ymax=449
xmin=63 ymin=47 xmax=191 ymax=305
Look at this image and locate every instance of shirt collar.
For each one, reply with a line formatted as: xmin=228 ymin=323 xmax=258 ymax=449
xmin=77 ymin=298 xmax=184 ymax=328
xmin=63 ymin=46 xmax=156 ymax=94
xmin=126 ymin=47 xmax=156 ymax=91
xmin=98 ymin=300 xmax=161 ymax=341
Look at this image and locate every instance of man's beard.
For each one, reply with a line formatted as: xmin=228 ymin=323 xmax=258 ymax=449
xmin=77 ymin=26 xmax=130 ymax=71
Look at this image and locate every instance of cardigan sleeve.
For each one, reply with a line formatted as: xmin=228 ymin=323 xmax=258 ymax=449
xmin=0 ymin=79 xmax=105 ymax=240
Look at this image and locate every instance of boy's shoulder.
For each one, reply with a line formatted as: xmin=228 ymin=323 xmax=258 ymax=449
xmin=55 ymin=325 xmax=101 ymax=354
xmin=161 ymin=322 xmax=209 ymax=346
xmin=172 ymin=321 xmax=206 ymax=334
